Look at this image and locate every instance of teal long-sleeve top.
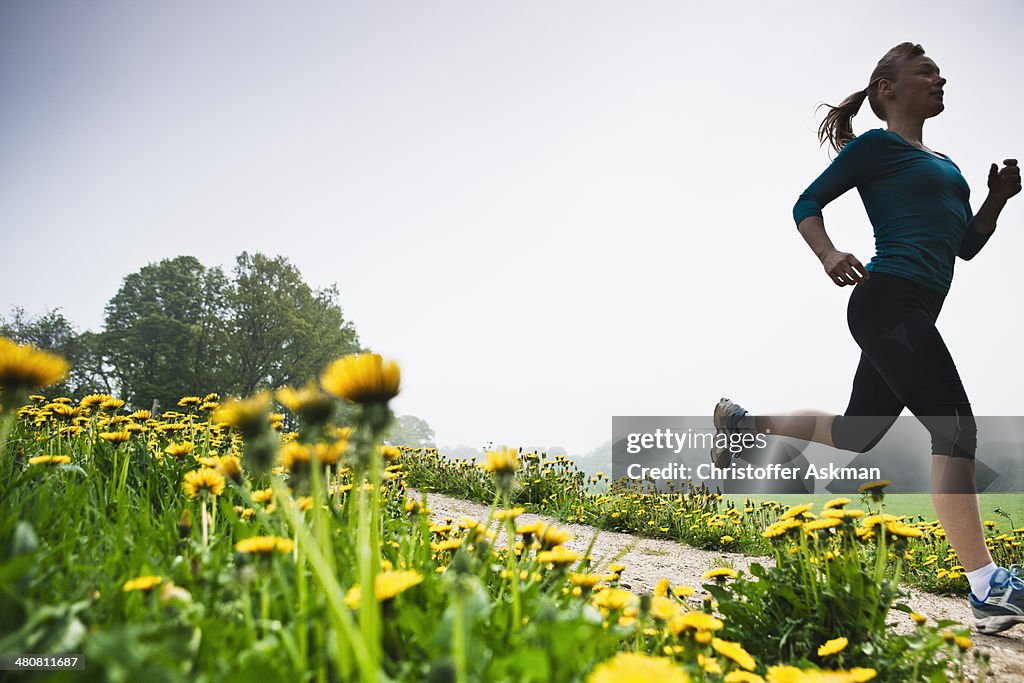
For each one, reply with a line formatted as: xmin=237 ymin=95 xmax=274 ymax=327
xmin=793 ymin=128 xmax=992 ymax=295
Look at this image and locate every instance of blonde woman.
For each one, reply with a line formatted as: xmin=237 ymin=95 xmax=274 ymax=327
xmin=712 ymin=42 xmax=1021 ymax=633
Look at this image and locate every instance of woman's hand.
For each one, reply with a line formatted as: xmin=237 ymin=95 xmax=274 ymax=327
xmin=988 ymin=159 xmax=1021 ymax=201
xmin=820 ymin=249 xmax=870 ymax=287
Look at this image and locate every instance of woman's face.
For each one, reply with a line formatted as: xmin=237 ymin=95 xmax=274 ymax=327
xmin=882 ymin=55 xmax=947 ymax=120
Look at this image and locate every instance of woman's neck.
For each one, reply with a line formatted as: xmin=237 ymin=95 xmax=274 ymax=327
xmin=884 ymin=114 xmax=926 ymax=146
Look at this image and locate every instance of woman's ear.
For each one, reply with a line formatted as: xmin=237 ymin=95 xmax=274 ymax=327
xmin=877 ymin=78 xmax=895 ymax=99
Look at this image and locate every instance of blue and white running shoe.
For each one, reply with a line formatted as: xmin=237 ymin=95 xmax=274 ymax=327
xmin=971 ymin=564 xmax=1024 ymax=634
xmin=711 ymin=397 xmax=748 ymax=469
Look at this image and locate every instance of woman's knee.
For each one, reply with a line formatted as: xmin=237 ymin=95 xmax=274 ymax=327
xmin=922 ymin=409 xmax=977 ymax=460
xmin=831 ymin=415 xmax=898 ymax=453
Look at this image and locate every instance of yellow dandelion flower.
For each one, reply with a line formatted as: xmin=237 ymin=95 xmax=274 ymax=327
xmin=344 ymin=570 xmax=423 ymax=609
xmin=780 ymin=503 xmax=814 ymax=520
xmin=591 ymin=587 xmax=636 ymax=612
xmin=654 ymin=577 xmax=670 ymax=597
xmin=909 ymin=612 xmax=926 ymax=624
xmin=182 ymin=468 xmax=226 ymax=499
xmin=177 ymin=396 xmax=202 ymax=407
xmin=79 ymin=394 xmax=112 ymax=409
xmin=480 ymin=447 xmax=519 ymax=475
xmin=955 ymin=636 xmax=972 ymax=651
xmin=123 ymin=575 xmax=162 ymax=592
xmin=823 ymin=497 xmax=851 ymax=510
xmin=279 ymin=442 xmax=312 ymax=472
xmin=849 ymin=669 xmax=877 ymax=682
xmin=860 ymin=513 xmax=899 ymax=530
xmin=320 ymin=353 xmax=401 ymax=405
xmin=762 ymin=518 xmax=800 ymax=539
xmin=724 ymin=672 xmax=766 ymax=683
xmin=885 ymin=520 xmax=924 ymax=538
xmin=236 ymin=535 xmax=294 ymax=555
xmin=212 ymin=392 xmax=271 ymax=437
xmin=164 ymin=441 xmax=195 ymax=458
xmin=712 ymin=637 xmax=756 ymax=671
xmin=698 ymin=653 xmax=721 ymax=674
xmin=569 ymin=573 xmax=602 ymax=588
xmin=669 ymin=610 xmax=724 ymax=634
xmin=46 ymin=403 xmax=82 ymax=420
xmin=216 ymin=455 xmax=244 ymax=483
xmin=493 ymin=507 xmax=525 ymax=521
xmin=537 ymin=524 xmax=573 ymax=549
xmin=377 ymin=444 xmax=401 ymax=462
xmin=99 ymin=397 xmax=125 ymax=411
xmin=99 ymin=430 xmax=132 ymax=444
xmin=586 ymin=652 xmax=690 ymax=683
xmin=251 ymin=488 xmax=273 ymax=505
xmin=804 ymin=518 xmax=843 ymax=533
xmin=28 ymin=455 xmax=71 ymax=466
xmin=822 ymin=509 xmax=858 ymax=520
xmin=0 ymin=338 xmax=70 ymax=393
xmin=765 ymin=666 xmax=805 ymax=683
xmin=817 ymin=636 xmax=848 ymax=657
xmin=536 ymin=545 xmax=581 ymax=566
xmin=516 ymin=521 xmax=544 ymax=536
xmin=858 ymin=480 xmax=891 ymax=493
xmin=431 ymin=538 xmax=465 ymax=553
xmin=276 ymin=382 xmax=334 ymax=423
xmin=702 ymin=567 xmax=738 ymax=581
xmin=649 ymin=596 xmax=681 ymax=621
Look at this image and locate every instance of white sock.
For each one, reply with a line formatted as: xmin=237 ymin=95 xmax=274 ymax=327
xmin=967 ymin=562 xmax=998 ymax=600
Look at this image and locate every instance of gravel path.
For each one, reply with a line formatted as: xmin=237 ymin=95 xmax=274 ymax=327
xmin=409 ymin=488 xmax=1024 ymax=682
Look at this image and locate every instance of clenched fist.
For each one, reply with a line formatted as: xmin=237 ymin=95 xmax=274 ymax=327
xmin=988 ymin=159 xmax=1021 ymax=201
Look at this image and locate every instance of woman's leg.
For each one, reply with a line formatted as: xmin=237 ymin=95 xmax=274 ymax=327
xmin=932 ymin=456 xmax=991 ymax=572
xmin=748 ymin=350 xmax=904 ymax=450
xmin=856 ymin=313 xmax=992 ymax=572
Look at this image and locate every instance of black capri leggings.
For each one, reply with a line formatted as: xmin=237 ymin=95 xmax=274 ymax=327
xmin=830 ymin=271 xmax=977 ymax=459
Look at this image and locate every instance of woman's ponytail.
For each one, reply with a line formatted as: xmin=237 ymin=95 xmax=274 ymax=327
xmin=817 ymin=88 xmax=869 ymax=154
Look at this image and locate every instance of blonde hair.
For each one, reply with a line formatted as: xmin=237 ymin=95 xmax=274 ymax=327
xmin=817 ymin=42 xmax=926 ymax=153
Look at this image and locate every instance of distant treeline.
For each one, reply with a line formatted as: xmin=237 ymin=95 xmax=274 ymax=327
xmin=2 ymin=252 xmax=360 ymax=413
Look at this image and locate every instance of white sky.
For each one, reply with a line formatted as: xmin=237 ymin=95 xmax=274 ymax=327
xmin=2 ymin=1 xmax=1023 ymax=456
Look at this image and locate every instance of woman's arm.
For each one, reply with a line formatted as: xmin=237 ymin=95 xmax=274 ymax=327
xmin=798 ymin=216 xmax=870 ymax=286
xmin=793 ymin=132 xmax=880 ymax=286
xmin=959 ymin=159 xmax=1020 ymax=260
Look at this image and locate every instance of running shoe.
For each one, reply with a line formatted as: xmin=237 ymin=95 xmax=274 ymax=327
xmin=971 ymin=564 xmax=1024 ymax=634
xmin=711 ymin=397 xmax=748 ymax=469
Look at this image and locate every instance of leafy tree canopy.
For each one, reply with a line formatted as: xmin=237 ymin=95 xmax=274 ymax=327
xmin=4 ymin=252 xmax=362 ymax=412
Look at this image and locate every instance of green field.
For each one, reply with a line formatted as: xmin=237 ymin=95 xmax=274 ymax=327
xmin=724 ymin=492 xmax=1024 ymax=529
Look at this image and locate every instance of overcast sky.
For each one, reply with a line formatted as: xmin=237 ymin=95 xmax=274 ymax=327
xmin=2 ymin=1 xmax=1023 ymax=456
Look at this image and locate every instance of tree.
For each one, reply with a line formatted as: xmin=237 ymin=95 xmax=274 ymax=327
xmin=385 ymin=415 xmax=436 ymax=447
xmin=224 ymin=252 xmax=361 ymax=396
xmin=103 ymin=256 xmax=229 ymax=409
xmin=99 ymin=252 xmax=361 ymax=409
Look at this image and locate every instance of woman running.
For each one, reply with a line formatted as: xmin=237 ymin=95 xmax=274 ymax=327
xmin=711 ymin=42 xmax=1022 ymax=634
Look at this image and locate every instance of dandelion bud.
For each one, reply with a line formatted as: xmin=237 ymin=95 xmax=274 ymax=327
xmin=178 ymin=509 xmax=192 ymax=539
xmin=450 ymin=548 xmax=473 ymax=576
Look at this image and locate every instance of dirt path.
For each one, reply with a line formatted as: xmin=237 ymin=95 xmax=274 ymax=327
xmin=409 ymin=488 xmax=1024 ymax=682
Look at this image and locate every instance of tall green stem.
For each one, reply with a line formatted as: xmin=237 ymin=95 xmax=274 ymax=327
xmin=502 ymin=491 xmax=522 ymax=634
xmin=453 ymin=593 xmax=468 ymax=683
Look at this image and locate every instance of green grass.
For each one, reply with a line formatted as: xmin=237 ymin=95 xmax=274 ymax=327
xmin=724 ymin=493 xmax=1024 ymax=529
